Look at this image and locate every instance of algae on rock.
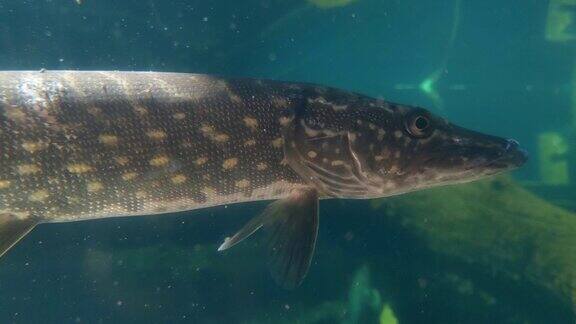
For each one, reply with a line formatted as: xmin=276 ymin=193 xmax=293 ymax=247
xmin=371 ymin=177 xmax=576 ymax=313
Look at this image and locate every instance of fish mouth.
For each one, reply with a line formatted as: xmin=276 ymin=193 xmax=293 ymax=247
xmin=484 ymin=139 xmax=528 ymax=170
xmin=443 ymin=125 xmax=528 ymax=173
xmin=429 ymin=139 xmax=528 ymax=185
xmin=471 ymin=139 xmax=528 ymax=176
xmin=450 ymin=138 xmax=528 ymax=176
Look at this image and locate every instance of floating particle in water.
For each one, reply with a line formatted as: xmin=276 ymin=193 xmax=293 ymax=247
xmin=308 ymin=0 xmax=356 ymax=8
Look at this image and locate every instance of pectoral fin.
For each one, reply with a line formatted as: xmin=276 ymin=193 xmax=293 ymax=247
xmin=218 ymin=188 xmax=319 ymax=289
xmin=0 ymin=213 xmax=40 ymax=258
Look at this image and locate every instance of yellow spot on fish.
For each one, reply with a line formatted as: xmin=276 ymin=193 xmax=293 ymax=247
xmin=384 ymin=181 xmax=396 ymax=190
xmin=67 ymin=163 xmax=94 ymax=174
xmin=87 ymin=181 xmax=104 ymax=192
xmin=133 ymin=105 xmax=148 ymax=116
xmin=87 ymin=106 xmax=102 ymax=116
xmin=375 ymin=155 xmax=385 ymax=162
xmin=368 ymin=123 xmax=376 ymax=130
xmin=200 ymin=124 xmax=229 ymax=143
xmin=21 ymin=140 xmax=48 ymax=153
xmin=244 ymin=139 xmax=256 ymax=147
xmin=331 ymin=160 xmax=345 ymax=166
xmin=146 ymin=129 xmax=167 ymax=141
xmin=377 ymin=129 xmax=386 ymax=141
xmin=394 ymin=131 xmax=403 ymax=139
xmin=29 ymin=189 xmax=49 ymax=202
xmin=304 ymin=127 xmax=320 ymax=137
xmin=195 ymin=157 xmax=208 ymax=166
xmin=150 ymin=155 xmax=170 ymax=167
xmin=68 ymin=196 xmax=81 ymax=204
xmin=202 ymin=187 xmax=217 ymax=197
xmin=135 ymin=190 xmax=148 ymax=199
xmin=229 ymin=93 xmax=243 ymax=104
xmin=222 ymin=158 xmax=238 ymax=170
xmin=235 ymin=179 xmax=250 ymax=189
xmin=214 ymin=133 xmax=229 ymax=143
xmin=307 ymin=151 xmax=317 ymax=158
xmin=0 ymin=180 xmax=10 ymax=189
xmin=98 ymin=134 xmax=118 ymax=146
xmin=0 ymin=209 xmax=28 ymax=220
xmin=122 ymin=172 xmax=138 ymax=181
xmin=4 ymin=106 xmax=27 ymax=122
xmin=332 ymin=104 xmax=348 ymax=111
xmin=200 ymin=124 xmax=215 ymax=134
xmin=243 ymin=117 xmax=259 ymax=130
xmin=171 ymin=174 xmax=187 ymax=184
xmin=272 ymin=96 xmax=289 ymax=108
xmin=173 ymin=112 xmax=186 ymax=120
xmin=215 ymin=80 xmax=228 ymax=90
xmin=18 ymin=164 xmax=41 ymax=175
xmin=271 ymin=138 xmax=284 ymax=148
xmin=256 ymin=163 xmax=268 ymax=171
xmin=279 ymin=116 xmax=291 ymax=126
xmin=115 ymin=156 xmax=129 ymax=166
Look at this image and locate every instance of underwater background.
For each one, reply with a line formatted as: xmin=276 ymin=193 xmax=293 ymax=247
xmin=0 ymin=0 xmax=575 ymax=323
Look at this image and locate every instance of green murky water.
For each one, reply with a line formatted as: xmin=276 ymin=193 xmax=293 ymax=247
xmin=0 ymin=0 xmax=575 ymax=323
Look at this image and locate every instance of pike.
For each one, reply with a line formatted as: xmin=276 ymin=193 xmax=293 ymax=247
xmin=0 ymin=71 xmax=527 ymax=288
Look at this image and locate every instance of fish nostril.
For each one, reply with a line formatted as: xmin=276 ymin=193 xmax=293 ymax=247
xmin=505 ymin=138 xmax=520 ymax=151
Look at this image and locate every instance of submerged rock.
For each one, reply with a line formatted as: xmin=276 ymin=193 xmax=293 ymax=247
xmin=370 ymin=176 xmax=576 ymax=321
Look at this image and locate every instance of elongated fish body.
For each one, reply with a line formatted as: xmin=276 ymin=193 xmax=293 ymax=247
xmin=0 ymin=71 xmax=308 ymax=221
xmin=0 ymin=71 xmax=527 ymax=288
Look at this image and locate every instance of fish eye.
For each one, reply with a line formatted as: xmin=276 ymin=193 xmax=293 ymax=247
xmin=405 ymin=112 xmax=433 ymax=138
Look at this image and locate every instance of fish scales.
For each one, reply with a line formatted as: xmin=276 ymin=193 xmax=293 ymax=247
xmin=0 ymin=71 xmax=306 ymax=221
xmin=0 ymin=70 xmax=527 ymax=288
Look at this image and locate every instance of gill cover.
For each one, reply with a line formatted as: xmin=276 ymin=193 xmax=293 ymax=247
xmin=280 ymin=104 xmax=382 ymax=198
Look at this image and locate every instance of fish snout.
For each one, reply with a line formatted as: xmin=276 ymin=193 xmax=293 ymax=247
xmin=504 ymin=138 xmax=528 ymax=166
xmin=490 ymin=138 xmax=528 ymax=169
xmin=504 ymin=138 xmax=520 ymax=151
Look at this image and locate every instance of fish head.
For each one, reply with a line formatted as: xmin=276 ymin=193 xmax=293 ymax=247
xmin=284 ymin=89 xmax=527 ymax=198
xmin=351 ymin=105 xmax=528 ymax=196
